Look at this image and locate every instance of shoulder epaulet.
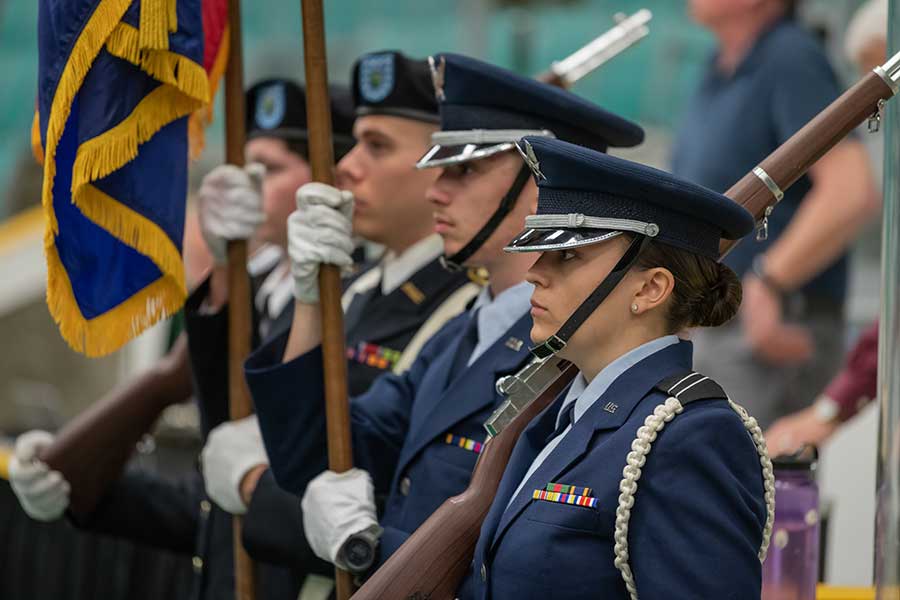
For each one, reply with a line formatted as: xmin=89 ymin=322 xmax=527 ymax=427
xmin=654 ymin=371 xmax=727 ymax=406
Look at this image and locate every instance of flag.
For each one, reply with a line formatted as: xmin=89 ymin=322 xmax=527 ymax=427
xmin=36 ymin=0 xmax=210 ymax=356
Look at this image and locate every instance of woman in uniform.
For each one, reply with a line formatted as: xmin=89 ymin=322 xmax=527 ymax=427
xmin=462 ymin=136 xmax=774 ymax=600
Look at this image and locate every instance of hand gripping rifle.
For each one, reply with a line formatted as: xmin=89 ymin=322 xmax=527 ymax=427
xmin=354 ymin=52 xmax=900 ymax=600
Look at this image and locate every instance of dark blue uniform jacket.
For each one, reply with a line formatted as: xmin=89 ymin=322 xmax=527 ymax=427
xmin=460 ymin=341 xmax=767 ymax=600
xmin=246 ymin=309 xmax=534 ymax=568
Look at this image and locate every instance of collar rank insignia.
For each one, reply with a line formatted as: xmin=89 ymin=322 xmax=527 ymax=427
xmin=505 ymin=337 xmax=524 ymax=351
xmin=533 ymin=487 xmax=598 ymax=509
xmin=603 ymin=402 xmax=618 ymax=414
xmin=428 ymin=55 xmax=446 ymax=101
xmin=401 ymin=281 xmax=426 ymax=305
xmin=444 ymin=433 xmax=483 ymax=454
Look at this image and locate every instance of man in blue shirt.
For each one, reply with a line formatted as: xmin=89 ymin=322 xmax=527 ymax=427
xmin=671 ymin=0 xmax=878 ymax=427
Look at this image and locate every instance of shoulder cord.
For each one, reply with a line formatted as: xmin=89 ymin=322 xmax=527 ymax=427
xmin=612 ymin=393 xmax=775 ymax=600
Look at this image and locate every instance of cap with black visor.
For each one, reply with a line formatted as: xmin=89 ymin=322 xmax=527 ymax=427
xmin=505 ymin=136 xmax=756 ymax=358
xmin=415 ymin=53 xmax=644 ymax=273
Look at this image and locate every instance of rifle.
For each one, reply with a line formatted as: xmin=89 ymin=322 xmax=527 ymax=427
xmin=537 ymin=9 xmax=652 ymax=88
xmin=38 ymin=333 xmax=193 ymax=518
xmin=355 ymin=51 xmax=900 ymax=600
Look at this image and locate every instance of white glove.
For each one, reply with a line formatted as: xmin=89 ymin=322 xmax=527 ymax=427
xmin=198 ymin=163 xmax=266 ymax=264
xmin=301 ymin=468 xmax=379 ymax=569
xmin=201 ymin=415 xmax=268 ymax=515
xmin=8 ymin=430 xmax=70 ymax=521
xmin=288 ymin=182 xmax=354 ymax=304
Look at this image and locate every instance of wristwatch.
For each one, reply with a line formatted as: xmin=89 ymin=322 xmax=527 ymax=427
xmin=338 ymin=524 xmax=383 ymax=574
xmin=812 ymin=395 xmax=840 ymax=424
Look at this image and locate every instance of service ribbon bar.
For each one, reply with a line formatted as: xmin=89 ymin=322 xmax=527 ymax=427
xmin=532 ymin=489 xmax=598 ymax=509
xmin=444 ymin=433 xmax=484 ymax=454
xmin=545 ymin=483 xmax=592 ymax=497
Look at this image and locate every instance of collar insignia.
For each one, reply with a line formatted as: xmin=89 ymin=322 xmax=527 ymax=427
xmin=505 ymin=337 xmax=524 ymax=351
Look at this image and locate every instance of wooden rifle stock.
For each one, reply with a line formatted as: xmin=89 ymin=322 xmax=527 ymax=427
xmin=38 ymin=334 xmax=192 ymax=519
xmin=356 ymin=53 xmax=900 ymax=599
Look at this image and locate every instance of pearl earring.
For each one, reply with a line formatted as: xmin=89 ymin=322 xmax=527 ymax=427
xmin=631 ymin=304 xmax=639 ymax=314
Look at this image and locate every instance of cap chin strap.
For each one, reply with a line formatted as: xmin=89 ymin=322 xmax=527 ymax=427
xmin=531 ymin=234 xmax=651 ymax=359
xmin=440 ymin=164 xmax=533 ymax=273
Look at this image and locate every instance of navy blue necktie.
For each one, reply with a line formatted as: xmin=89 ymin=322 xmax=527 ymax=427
xmin=545 ymin=401 xmax=576 ymax=443
xmin=448 ymin=310 xmax=480 ymax=382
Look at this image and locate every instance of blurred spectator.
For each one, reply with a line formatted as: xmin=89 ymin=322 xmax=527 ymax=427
xmin=672 ymin=0 xmax=879 ymax=428
xmin=766 ymin=0 xmax=887 ymax=455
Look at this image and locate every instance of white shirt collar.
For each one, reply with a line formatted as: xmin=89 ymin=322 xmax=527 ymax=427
xmin=380 ymin=234 xmax=444 ymax=295
xmin=255 ymin=261 xmax=293 ymax=322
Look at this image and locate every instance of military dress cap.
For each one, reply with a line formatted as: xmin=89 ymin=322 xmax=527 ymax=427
xmin=352 ymin=50 xmax=439 ymax=123
xmin=416 ymin=53 xmax=644 ymax=169
xmin=246 ymin=78 xmax=356 ymax=155
xmin=505 ymin=136 xmax=755 ymax=259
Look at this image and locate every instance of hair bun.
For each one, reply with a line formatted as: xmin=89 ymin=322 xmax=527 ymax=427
xmin=693 ymin=263 xmax=742 ymax=328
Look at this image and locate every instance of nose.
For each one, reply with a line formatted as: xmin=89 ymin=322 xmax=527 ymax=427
xmin=426 ymin=171 xmax=452 ymax=207
xmin=336 ymin=146 xmax=363 ymax=188
xmin=526 ymin=252 xmax=553 ymax=289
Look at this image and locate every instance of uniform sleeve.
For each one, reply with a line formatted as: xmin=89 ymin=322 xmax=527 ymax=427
xmin=70 ymin=467 xmax=200 ymax=555
xmin=241 ymin=468 xmax=331 ymax=577
xmin=245 ymin=321 xmax=453 ymax=495
xmin=824 ymin=320 xmax=879 ymax=421
xmin=183 ymin=276 xmax=232 ymax=436
xmin=770 ymin=37 xmax=842 ymax=144
xmin=628 ymin=403 xmax=767 ymax=599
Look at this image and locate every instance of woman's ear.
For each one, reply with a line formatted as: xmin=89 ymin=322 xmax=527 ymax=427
xmin=633 ymin=267 xmax=675 ymax=313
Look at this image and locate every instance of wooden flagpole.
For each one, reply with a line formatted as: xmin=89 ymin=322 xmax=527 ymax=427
xmin=299 ymin=1 xmax=355 ymax=597
xmin=223 ymin=0 xmax=257 ymax=598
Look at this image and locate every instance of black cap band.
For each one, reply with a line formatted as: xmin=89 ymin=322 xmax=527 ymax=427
xmin=531 ymin=235 xmax=650 ymax=359
xmin=441 ymin=164 xmax=532 ymax=272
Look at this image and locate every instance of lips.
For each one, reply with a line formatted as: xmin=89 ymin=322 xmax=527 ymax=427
xmin=530 ymin=298 xmax=548 ymax=316
xmin=433 ymin=214 xmax=454 ymax=234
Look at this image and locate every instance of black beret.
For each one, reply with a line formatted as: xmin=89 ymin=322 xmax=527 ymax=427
xmin=351 ymin=51 xmax=439 ymax=124
xmin=246 ymin=79 xmax=355 ymax=156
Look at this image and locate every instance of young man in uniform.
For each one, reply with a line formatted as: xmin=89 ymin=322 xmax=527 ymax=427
xmin=672 ymin=0 xmax=879 ymax=427
xmin=201 ymin=52 xmax=480 ymax=592
xmin=245 ymin=53 xmax=644 ymax=578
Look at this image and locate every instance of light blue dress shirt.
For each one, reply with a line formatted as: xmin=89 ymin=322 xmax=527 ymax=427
xmin=467 ymin=281 xmax=534 ymax=366
xmin=507 ymin=334 xmax=681 ymax=506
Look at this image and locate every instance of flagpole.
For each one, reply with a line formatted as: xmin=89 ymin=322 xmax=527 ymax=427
xmin=223 ymin=1 xmax=257 ymax=599
xmin=299 ymin=1 xmax=355 ymax=598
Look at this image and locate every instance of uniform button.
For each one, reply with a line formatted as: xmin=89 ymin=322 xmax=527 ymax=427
xmin=399 ymin=477 xmax=411 ymax=496
xmin=192 ymin=556 xmax=204 ymax=573
xmin=200 ymin=500 xmax=211 ymax=514
xmin=480 ymin=563 xmax=487 ymax=582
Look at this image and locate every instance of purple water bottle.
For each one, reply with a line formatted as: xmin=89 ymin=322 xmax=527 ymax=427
xmin=762 ymin=446 xmax=820 ymax=600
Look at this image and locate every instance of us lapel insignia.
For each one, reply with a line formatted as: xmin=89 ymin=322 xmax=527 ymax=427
xmin=603 ymin=402 xmax=618 ymax=414
xmin=505 ymin=337 xmax=524 ymax=351
xmin=401 ymin=282 xmax=426 ymax=305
